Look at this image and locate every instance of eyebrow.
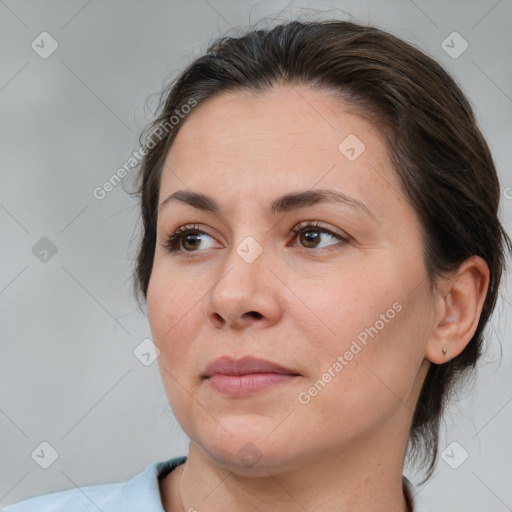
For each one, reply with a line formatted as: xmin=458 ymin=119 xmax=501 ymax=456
xmin=159 ymin=188 xmax=375 ymax=218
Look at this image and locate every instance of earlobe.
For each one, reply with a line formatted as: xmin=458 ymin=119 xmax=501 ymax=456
xmin=425 ymin=256 xmax=490 ymax=365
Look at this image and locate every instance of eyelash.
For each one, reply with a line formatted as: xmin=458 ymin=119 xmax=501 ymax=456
xmin=163 ymin=221 xmax=349 ymax=256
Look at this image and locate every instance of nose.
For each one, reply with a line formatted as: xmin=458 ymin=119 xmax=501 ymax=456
xmin=204 ymin=241 xmax=284 ymax=330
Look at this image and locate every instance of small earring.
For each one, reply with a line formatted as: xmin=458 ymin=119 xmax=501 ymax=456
xmin=442 ymin=346 xmax=447 ymax=356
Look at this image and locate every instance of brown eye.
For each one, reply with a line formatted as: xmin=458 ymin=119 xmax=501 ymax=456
xmin=291 ymin=222 xmax=349 ymax=250
xmin=164 ymin=225 xmax=217 ymax=253
xmin=181 ymin=232 xmax=203 ymax=251
xmin=299 ymin=229 xmax=322 ymax=248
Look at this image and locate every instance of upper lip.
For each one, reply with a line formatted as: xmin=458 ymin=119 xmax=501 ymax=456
xmin=203 ymin=356 xmax=299 ymax=378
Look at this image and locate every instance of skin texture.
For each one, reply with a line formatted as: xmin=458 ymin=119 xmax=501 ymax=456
xmin=147 ymin=84 xmax=489 ymax=512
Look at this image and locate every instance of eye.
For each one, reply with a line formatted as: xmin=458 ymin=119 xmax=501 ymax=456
xmin=290 ymin=221 xmax=349 ymax=250
xmin=163 ymin=224 xmax=218 ymax=253
xmin=163 ymin=221 xmax=349 ymax=255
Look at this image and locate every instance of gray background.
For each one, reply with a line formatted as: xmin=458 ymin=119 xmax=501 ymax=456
xmin=1 ymin=0 xmax=511 ymax=510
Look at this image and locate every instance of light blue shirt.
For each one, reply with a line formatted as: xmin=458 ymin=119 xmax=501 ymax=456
xmin=1 ymin=456 xmax=428 ymax=511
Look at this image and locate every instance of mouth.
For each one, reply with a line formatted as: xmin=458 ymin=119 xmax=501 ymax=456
xmin=203 ymin=356 xmax=300 ymax=396
xmin=203 ymin=355 xmax=299 ymax=377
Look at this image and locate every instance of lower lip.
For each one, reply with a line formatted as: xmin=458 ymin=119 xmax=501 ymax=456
xmin=207 ymin=373 xmax=298 ymax=395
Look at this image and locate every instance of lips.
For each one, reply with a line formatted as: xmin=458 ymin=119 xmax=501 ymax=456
xmin=203 ymin=356 xmax=299 ymax=378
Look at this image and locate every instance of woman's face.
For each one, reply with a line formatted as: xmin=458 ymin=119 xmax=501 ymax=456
xmin=147 ymin=84 xmax=435 ymax=473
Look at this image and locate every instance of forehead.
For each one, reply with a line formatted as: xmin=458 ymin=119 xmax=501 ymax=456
xmin=160 ymin=84 xmax=404 ymax=215
xmin=168 ymin=85 xmax=383 ymax=162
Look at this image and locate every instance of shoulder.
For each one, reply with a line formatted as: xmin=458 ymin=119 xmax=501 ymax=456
xmin=0 ymin=480 xmax=124 ymax=512
xmin=1 ymin=456 xmax=187 ymax=512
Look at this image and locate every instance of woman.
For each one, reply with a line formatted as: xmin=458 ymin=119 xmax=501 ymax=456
xmin=3 ymin=17 xmax=510 ymax=512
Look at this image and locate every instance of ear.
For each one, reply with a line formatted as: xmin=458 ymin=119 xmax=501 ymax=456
xmin=425 ymin=256 xmax=490 ymax=364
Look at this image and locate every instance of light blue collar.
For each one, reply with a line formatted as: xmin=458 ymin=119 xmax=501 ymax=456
xmin=115 ymin=456 xmax=428 ymax=512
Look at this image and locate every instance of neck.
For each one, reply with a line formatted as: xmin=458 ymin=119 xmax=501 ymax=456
xmin=162 ymin=419 xmax=413 ymax=512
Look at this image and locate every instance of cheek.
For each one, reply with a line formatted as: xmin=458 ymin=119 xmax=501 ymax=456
xmin=147 ymin=265 xmax=205 ymax=364
xmin=296 ymin=258 xmax=426 ymax=394
xmin=147 ymin=268 xmax=208 ymax=422
xmin=295 ymin=306 xmax=423 ymax=442
xmin=295 ymin=263 xmax=400 ymax=358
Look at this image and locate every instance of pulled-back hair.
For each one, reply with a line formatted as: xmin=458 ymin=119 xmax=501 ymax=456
xmin=128 ymin=18 xmax=511 ymax=482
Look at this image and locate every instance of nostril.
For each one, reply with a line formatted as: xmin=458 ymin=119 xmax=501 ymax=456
xmin=246 ymin=311 xmax=262 ymax=319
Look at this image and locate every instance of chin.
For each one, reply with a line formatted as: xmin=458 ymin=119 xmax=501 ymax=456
xmin=192 ymin=426 xmax=306 ymax=476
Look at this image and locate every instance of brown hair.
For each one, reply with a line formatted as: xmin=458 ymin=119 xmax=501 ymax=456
xmin=128 ymin=18 xmax=511 ymax=482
